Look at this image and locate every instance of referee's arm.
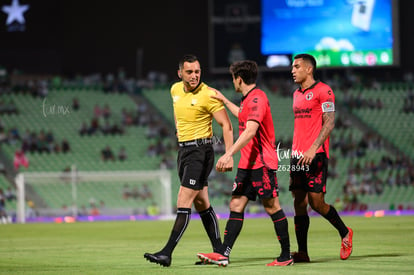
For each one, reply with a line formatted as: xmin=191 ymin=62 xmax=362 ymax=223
xmin=213 ymin=109 xmax=234 ymax=171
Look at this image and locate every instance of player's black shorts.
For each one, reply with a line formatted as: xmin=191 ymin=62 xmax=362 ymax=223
xmin=232 ymin=166 xmax=279 ymax=201
xmin=289 ymin=152 xmax=328 ymax=193
xmin=177 ymin=143 xmax=214 ymax=190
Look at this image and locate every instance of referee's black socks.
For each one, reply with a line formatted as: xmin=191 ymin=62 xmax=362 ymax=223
xmin=161 ymin=207 xmax=191 ymax=256
xmin=199 ymin=206 xmax=222 ymax=253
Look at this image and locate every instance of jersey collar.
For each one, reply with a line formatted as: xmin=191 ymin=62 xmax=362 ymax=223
xmin=184 ymin=82 xmax=203 ymax=94
xmin=241 ymin=86 xmax=257 ymax=102
xmin=298 ymin=81 xmax=319 ymax=93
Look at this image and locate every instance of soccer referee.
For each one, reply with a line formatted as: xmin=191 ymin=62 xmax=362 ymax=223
xmin=144 ymin=54 xmax=233 ymax=267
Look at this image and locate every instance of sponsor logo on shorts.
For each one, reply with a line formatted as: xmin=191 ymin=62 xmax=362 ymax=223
xmin=189 ymin=179 xmax=196 ymax=185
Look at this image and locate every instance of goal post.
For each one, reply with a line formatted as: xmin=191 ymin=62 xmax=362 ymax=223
xmin=15 ymin=169 xmax=172 ymax=223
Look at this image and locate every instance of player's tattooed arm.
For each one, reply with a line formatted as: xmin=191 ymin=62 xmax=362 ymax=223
xmin=314 ymin=111 xmax=335 ymax=149
xmin=298 ymin=111 xmax=335 ymax=166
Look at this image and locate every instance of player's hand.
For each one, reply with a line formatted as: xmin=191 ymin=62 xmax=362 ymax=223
xmin=216 ymin=154 xmax=233 ymax=172
xmin=297 ymin=148 xmax=316 ymax=166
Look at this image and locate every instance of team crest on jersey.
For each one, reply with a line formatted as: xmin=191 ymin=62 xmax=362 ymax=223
xmin=191 ymin=99 xmax=197 ymax=106
xmin=306 ymin=92 xmax=313 ymax=100
xmin=322 ymin=102 xmax=335 ymax=112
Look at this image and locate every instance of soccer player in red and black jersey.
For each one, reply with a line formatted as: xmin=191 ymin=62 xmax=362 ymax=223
xmin=290 ymin=53 xmax=353 ymax=262
xmin=197 ymin=60 xmax=293 ymax=267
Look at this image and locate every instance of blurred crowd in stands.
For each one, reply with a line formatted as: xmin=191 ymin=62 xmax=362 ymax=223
xmin=1 ymin=125 xmax=70 ymax=149
xmin=402 ymin=88 xmax=414 ymax=113
xmin=329 ymin=113 xmax=414 ymax=211
xmin=341 ymin=90 xmax=384 ymax=110
xmin=0 ymin=98 xmax=18 ymax=115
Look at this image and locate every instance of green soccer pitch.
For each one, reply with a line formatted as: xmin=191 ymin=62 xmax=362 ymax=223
xmin=1 ymin=215 xmax=413 ymax=274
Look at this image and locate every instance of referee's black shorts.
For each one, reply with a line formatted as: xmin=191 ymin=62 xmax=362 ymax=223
xmin=289 ymin=152 xmax=328 ymax=193
xmin=177 ymin=143 xmax=214 ymax=190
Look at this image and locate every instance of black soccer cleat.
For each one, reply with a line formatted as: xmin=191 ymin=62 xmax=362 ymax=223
xmin=144 ymin=252 xmax=171 ymax=267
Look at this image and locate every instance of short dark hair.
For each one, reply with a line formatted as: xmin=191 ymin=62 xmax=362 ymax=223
xmin=179 ymin=54 xmax=199 ymax=70
xmin=229 ymin=60 xmax=258 ymax=85
xmin=294 ymin=53 xmax=317 ymax=70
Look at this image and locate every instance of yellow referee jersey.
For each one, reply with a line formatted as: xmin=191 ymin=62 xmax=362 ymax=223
xmin=171 ymin=82 xmax=224 ymax=142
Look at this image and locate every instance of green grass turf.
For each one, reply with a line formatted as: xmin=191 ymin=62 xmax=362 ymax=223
xmin=0 ymin=215 xmax=413 ymax=274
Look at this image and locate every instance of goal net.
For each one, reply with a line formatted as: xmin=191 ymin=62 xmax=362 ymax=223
xmin=15 ymin=168 xmax=172 ymax=223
